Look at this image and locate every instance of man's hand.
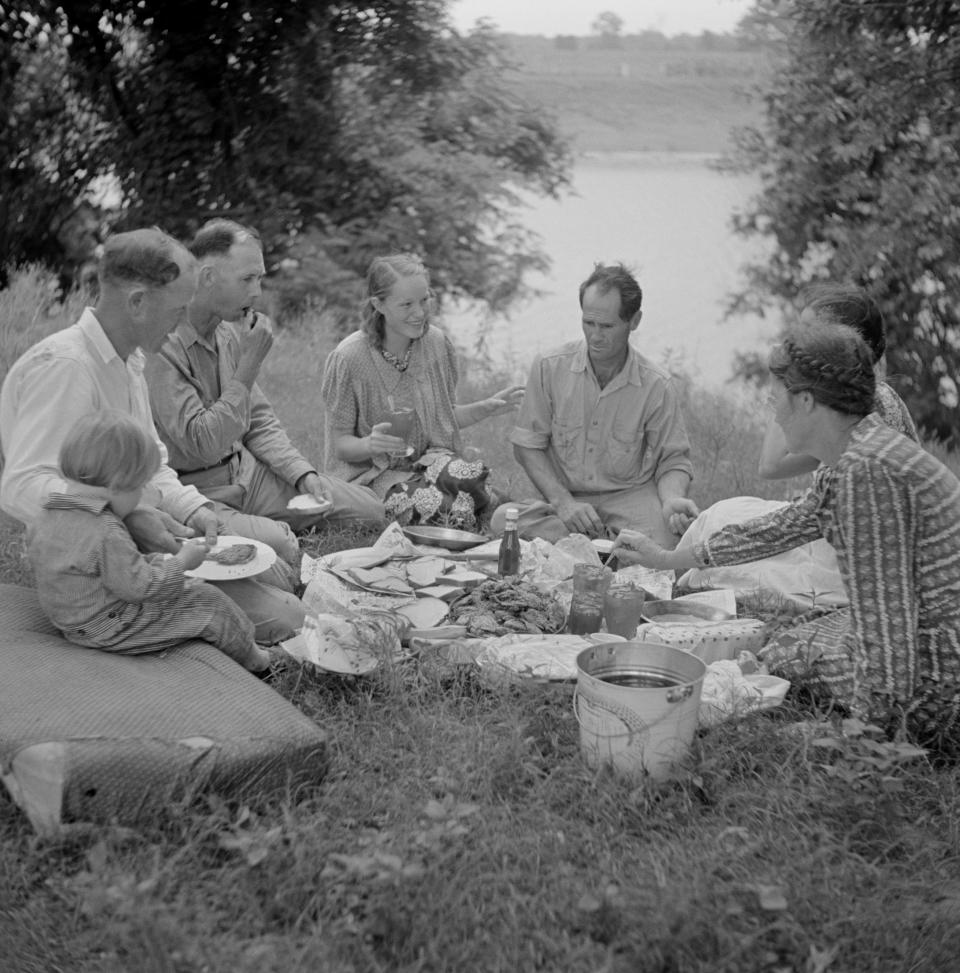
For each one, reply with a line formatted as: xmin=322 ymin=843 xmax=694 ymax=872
xmin=296 ymin=472 xmax=332 ymax=505
xmin=125 ymin=507 xmax=194 ymax=554
xmin=234 ymin=311 xmax=274 ymax=386
xmin=556 ymin=497 xmax=604 ymax=537
xmin=483 ymin=385 xmax=525 ymax=418
xmin=662 ymin=496 xmax=700 ymax=537
xmin=611 ymin=528 xmax=668 ymax=570
xmin=186 ymin=505 xmax=219 ymax=547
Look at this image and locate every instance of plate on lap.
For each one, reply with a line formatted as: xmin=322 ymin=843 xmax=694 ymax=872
xmin=287 ymin=494 xmax=333 ymax=515
xmin=184 ymin=535 xmax=277 ymax=581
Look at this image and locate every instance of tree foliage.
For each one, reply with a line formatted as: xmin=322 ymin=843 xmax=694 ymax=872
xmin=591 ymin=11 xmax=624 ymax=47
xmin=730 ymin=0 xmax=960 ymax=440
xmin=1 ymin=1 xmax=571 ymax=316
xmin=0 ymin=6 xmax=110 ymax=286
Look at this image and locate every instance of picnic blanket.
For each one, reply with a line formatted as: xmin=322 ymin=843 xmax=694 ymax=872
xmin=0 ymin=583 xmax=329 ymax=834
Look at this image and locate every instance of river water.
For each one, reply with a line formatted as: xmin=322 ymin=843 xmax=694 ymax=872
xmin=448 ymin=152 xmax=775 ymax=387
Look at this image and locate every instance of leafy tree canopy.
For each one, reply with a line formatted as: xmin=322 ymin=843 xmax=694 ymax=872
xmin=591 ymin=11 xmax=624 ymax=46
xmin=1 ymin=0 xmax=571 ymax=317
xmin=730 ymin=0 xmax=960 ymax=441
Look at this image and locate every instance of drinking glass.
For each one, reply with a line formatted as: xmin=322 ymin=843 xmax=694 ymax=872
xmin=603 ymin=582 xmax=645 ymax=640
xmin=567 ymin=563 xmax=612 ymax=635
xmin=382 ymin=396 xmax=416 ymax=458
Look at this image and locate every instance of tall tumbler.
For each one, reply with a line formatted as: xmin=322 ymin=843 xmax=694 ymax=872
xmin=603 ymin=581 xmax=646 ymax=640
xmin=567 ymin=563 xmax=612 ymax=635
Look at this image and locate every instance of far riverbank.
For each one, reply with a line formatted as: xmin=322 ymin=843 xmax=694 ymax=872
xmin=448 ymin=150 xmax=774 ymax=388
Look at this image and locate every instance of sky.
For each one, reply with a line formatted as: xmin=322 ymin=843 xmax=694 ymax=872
xmin=450 ymin=0 xmax=754 ymax=37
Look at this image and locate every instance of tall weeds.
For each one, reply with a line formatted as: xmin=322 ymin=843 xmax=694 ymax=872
xmin=0 ymin=264 xmax=84 ymax=384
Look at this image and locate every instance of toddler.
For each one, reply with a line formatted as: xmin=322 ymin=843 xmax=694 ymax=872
xmin=26 ymin=410 xmax=273 ymax=673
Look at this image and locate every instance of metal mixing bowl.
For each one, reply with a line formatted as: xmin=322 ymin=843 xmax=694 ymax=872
xmin=641 ymin=599 xmax=734 ymax=624
xmin=401 ymin=525 xmax=490 ymax=551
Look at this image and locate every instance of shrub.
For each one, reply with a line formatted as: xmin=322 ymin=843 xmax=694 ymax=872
xmin=0 ymin=264 xmax=82 ymax=384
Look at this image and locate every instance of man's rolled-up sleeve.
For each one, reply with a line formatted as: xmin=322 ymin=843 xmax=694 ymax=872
xmin=509 ymin=356 xmax=552 ymax=450
xmin=647 ymin=379 xmax=694 ymax=482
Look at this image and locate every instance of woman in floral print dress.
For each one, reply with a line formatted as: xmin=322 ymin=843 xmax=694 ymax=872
xmin=321 ymin=254 xmax=523 ymax=529
xmin=614 ymin=322 xmax=960 ymax=753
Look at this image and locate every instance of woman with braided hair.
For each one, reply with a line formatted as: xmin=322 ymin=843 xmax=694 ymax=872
xmin=759 ymin=282 xmax=919 ymax=480
xmin=613 ymin=322 xmax=960 ymax=754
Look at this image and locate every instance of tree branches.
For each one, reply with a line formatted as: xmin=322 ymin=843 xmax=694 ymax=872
xmin=731 ymin=0 xmax=960 ymax=440
xmin=1 ymin=1 xmax=571 ymax=316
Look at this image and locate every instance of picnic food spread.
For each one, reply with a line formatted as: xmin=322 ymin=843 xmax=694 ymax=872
xmin=290 ymin=523 xmax=786 ymax=737
xmin=448 ymin=578 xmax=566 ymax=636
xmin=206 ymin=543 xmax=258 ymax=566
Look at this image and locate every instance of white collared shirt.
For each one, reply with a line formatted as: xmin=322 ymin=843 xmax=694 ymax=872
xmin=0 ymin=308 xmax=207 ymax=525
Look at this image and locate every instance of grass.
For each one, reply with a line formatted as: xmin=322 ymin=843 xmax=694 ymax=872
xmin=2 ymin=270 xmax=960 ymax=972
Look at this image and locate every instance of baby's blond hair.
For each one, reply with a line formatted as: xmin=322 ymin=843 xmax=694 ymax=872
xmin=59 ymin=411 xmax=161 ymax=491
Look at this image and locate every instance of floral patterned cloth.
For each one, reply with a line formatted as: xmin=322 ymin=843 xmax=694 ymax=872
xmin=694 ymin=414 xmax=960 ymax=747
xmin=384 ymin=453 xmax=491 ymax=528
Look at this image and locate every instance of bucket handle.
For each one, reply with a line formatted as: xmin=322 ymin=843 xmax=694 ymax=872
xmin=573 ymin=682 xmax=692 ymax=745
xmin=572 ymin=685 xmax=648 ymax=745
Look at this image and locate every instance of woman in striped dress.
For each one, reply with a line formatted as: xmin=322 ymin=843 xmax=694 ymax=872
xmin=614 ymin=322 xmax=960 ymax=752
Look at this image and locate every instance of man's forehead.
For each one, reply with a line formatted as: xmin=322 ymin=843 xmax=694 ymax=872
xmin=582 ymin=285 xmax=623 ymax=317
xmin=222 ymin=239 xmax=264 ymax=271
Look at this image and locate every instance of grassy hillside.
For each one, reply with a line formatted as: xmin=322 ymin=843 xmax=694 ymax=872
xmin=501 ymin=35 xmax=769 ymax=155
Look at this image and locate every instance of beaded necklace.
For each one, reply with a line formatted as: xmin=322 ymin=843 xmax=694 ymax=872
xmin=380 ymin=345 xmax=412 ymax=372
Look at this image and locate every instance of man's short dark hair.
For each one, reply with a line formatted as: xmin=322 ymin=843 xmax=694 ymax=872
xmin=99 ymin=227 xmax=185 ymax=288
xmin=189 ymin=219 xmax=261 ymax=260
xmin=578 ymin=263 xmax=643 ymax=322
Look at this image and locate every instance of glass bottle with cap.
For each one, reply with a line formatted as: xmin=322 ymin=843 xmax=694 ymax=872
xmin=498 ymin=507 xmax=521 ymax=577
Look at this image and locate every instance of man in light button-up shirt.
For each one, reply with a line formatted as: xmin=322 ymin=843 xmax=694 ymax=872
xmin=500 ymin=263 xmax=697 ymax=548
xmin=145 ymin=218 xmax=383 ymax=541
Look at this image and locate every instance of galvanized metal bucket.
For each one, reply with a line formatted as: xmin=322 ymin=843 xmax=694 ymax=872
xmin=573 ymin=641 xmax=705 ymax=781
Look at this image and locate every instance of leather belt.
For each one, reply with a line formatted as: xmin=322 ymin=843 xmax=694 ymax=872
xmin=177 ymin=451 xmax=239 ymax=476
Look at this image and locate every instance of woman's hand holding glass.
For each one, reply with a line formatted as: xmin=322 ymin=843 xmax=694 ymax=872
xmin=369 ymin=421 xmax=412 ymax=460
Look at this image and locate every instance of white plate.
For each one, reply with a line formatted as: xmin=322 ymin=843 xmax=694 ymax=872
xmin=591 ymin=538 xmax=615 ymax=555
xmin=279 ymin=632 xmax=379 ymax=676
xmin=184 ymin=535 xmax=277 ymax=581
xmin=287 ymin=494 xmax=333 ymax=515
xmin=474 ymin=633 xmax=594 ymax=684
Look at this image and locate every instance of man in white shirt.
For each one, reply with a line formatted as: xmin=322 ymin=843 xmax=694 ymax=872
xmin=0 ymin=227 xmax=304 ymax=643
